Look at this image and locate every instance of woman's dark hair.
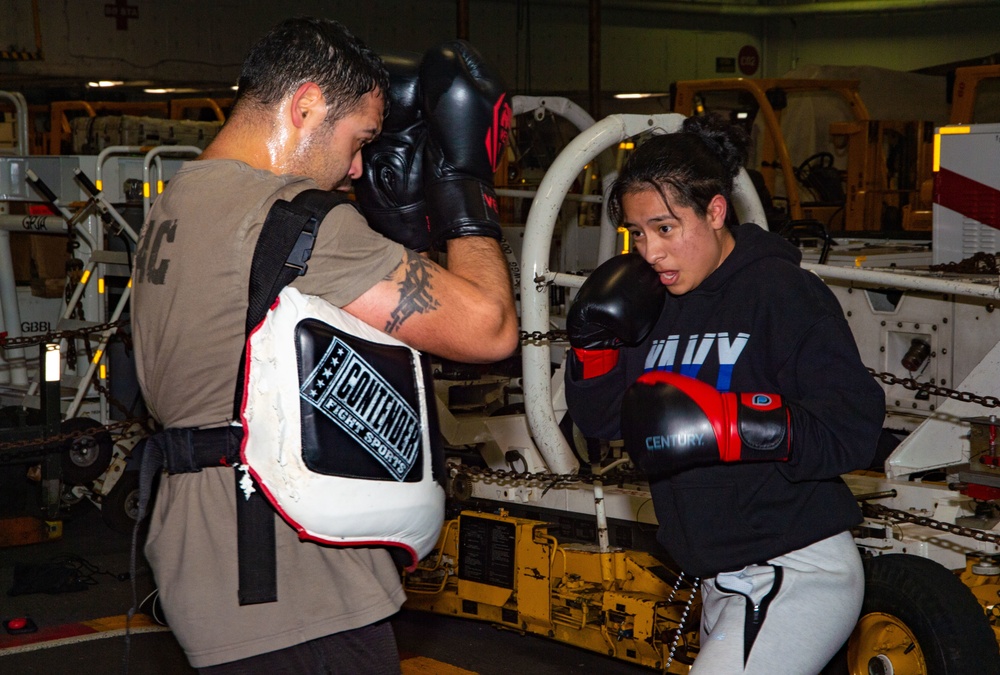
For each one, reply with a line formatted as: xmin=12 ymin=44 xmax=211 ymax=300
xmin=607 ymin=114 xmax=750 ymax=225
xmin=233 ymin=17 xmax=390 ymax=124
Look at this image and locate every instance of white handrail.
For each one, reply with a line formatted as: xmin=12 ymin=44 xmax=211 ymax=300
xmin=143 ymin=146 xmax=202 ymax=217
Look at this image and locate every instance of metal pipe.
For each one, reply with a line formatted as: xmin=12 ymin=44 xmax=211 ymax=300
xmin=0 ymin=214 xmax=69 ymax=234
xmin=592 ymin=476 xmax=611 ymax=556
xmin=142 ymin=146 xmax=202 ymax=218
xmin=802 ymin=262 xmax=1000 ymax=300
xmin=66 ymin=284 xmax=133 ymax=418
xmin=509 ymin=96 xmax=624 ymax=264
xmin=0 ymin=230 xmax=28 ymax=384
xmin=95 ymin=145 xmax=146 ymax=192
xmin=503 ymin=0 xmax=997 ymax=16
xmin=521 ymin=114 xmax=682 ymax=475
xmin=854 ymin=490 xmax=898 ymax=502
xmin=543 ymin=271 xmax=586 ymax=289
xmin=513 ymin=95 xmax=596 ymax=131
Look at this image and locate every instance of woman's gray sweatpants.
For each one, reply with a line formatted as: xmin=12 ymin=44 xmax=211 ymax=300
xmin=690 ymin=530 xmax=864 ymax=675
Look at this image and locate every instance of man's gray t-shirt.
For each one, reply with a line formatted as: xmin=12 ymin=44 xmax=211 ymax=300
xmin=132 ymin=160 xmax=406 ymax=667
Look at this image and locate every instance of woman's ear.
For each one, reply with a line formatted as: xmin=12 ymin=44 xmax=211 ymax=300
xmin=706 ymin=193 xmax=728 ymax=230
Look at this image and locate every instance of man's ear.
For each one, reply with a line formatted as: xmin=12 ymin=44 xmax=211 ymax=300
xmin=290 ymin=82 xmax=326 ymax=130
xmin=707 ymin=193 xmax=728 ymax=230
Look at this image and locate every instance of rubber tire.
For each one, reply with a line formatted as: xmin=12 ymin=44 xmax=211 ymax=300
xmin=101 ymin=470 xmax=141 ymax=536
xmin=59 ymin=417 xmax=114 ymax=485
xmin=838 ymin=553 xmax=1000 ymax=675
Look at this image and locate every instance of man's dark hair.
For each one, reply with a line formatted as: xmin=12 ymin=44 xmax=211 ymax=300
xmin=233 ymin=17 xmax=389 ymax=124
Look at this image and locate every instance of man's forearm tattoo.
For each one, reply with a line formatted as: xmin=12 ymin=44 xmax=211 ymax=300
xmin=385 ymin=251 xmax=441 ymax=333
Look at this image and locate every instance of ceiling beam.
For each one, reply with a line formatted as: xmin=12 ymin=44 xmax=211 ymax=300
xmin=518 ymin=0 xmax=999 ymax=16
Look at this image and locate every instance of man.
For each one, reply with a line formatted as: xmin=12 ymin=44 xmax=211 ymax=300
xmin=131 ymin=17 xmax=517 ymax=673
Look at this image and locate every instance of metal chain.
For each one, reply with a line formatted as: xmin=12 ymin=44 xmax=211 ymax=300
xmin=451 ymin=462 xmax=644 ymax=490
xmin=0 ymin=417 xmax=150 ymax=463
xmin=453 ymin=463 xmax=592 ymax=488
xmin=453 ymin=370 xmax=1000 ymax=488
xmin=519 ymin=329 xmax=568 ymax=344
xmin=512 ymin=342 xmax=1000 ymax=409
xmin=862 ymin=502 xmax=1000 ymax=545
xmin=515 ymin=344 xmax=1000 ymax=414
xmin=91 ymin=377 xmax=139 ymax=421
xmin=0 ymin=320 xmax=127 ymax=349
xmin=868 ymin=368 xmax=1000 ymax=408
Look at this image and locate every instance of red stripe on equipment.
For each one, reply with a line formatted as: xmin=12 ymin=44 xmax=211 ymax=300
xmin=934 ymin=167 xmax=1000 ymax=231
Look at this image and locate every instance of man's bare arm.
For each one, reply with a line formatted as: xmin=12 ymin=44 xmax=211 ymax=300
xmin=345 ymin=239 xmax=518 ymax=364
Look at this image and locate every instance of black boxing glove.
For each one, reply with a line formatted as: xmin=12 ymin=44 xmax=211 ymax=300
xmin=354 ymin=51 xmax=431 ymax=252
xmin=622 ymin=371 xmax=791 ymax=477
xmin=420 ymin=40 xmax=511 ymax=248
xmin=566 ymin=254 xmax=665 ymax=379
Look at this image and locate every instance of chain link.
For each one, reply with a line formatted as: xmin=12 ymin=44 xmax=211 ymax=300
xmin=0 ymin=416 xmax=150 ymax=463
xmin=0 ymin=317 xmax=144 ymax=464
xmin=455 ymin=462 xmax=1000 ymax=546
xmin=519 ymin=329 xmax=568 ymax=344
xmin=0 ymin=320 xmax=126 ymax=349
xmin=517 ymin=341 xmax=1000 ymax=416
xmin=453 ymin=366 xmax=1000 ymax=548
xmin=862 ymin=502 xmax=1000 ymax=545
xmin=451 ymin=462 xmax=644 ymax=490
xmin=868 ymin=368 xmax=1000 ymax=408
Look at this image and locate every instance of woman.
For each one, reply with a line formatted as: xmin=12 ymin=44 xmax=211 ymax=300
xmin=564 ymin=114 xmax=885 ymax=674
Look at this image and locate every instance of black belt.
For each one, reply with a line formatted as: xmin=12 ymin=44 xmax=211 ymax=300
xmin=136 ymin=425 xmax=277 ymax=606
xmin=161 ymin=426 xmax=242 ymax=473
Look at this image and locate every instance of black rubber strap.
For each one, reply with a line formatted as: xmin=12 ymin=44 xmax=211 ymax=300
xmin=233 ymin=190 xmax=354 ymax=421
xmin=231 ymin=189 xmax=356 ymax=606
xmin=235 ymin=482 xmax=277 ymax=605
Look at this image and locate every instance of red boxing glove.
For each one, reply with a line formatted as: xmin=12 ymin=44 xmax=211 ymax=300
xmin=622 ymin=371 xmax=791 ymax=476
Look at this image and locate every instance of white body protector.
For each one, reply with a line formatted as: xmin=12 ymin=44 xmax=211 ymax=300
xmin=240 ymin=286 xmax=444 ymax=569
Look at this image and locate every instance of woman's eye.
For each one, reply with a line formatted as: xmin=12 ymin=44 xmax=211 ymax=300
xmin=628 ymin=229 xmax=642 ymax=239
xmin=659 ymin=225 xmax=673 ymax=234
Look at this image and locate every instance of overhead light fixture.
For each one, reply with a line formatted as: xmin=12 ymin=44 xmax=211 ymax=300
xmin=736 ymin=111 xmax=749 ymax=119
xmin=142 ymin=87 xmax=202 ymax=94
xmin=614 ymin=92 xmax=669 ymax=100
xmin=87 ymin=80 xmax=124 ymax=88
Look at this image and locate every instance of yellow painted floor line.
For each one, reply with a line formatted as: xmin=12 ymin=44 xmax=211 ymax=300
xmin=1 ymin=614 xmax=479 ymax=674
xmin=402 ymin=655 xmax=478 ymax=675
xmin=0 ymin=624 xmax=171 ymax=656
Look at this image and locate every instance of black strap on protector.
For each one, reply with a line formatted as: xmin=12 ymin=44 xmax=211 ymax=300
xmin=232 ymin=188 xmax=356 ymax=605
